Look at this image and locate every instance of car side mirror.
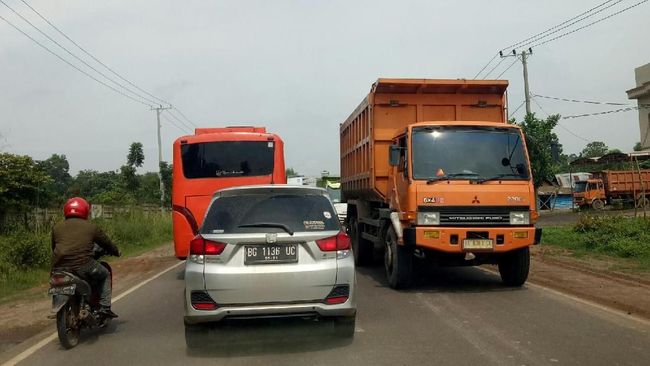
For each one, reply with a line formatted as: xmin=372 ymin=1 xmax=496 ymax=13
xmin=389 ymin=145 xmax=401 ymax=166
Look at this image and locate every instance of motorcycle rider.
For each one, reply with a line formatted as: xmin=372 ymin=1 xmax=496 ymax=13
xmin=51 ymin=197 xmax=121 ymax=319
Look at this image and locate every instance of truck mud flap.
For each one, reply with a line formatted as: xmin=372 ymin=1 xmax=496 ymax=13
xmin=403 ymin=228 xmax=416 ymax=248
xmin=534 ymin=228 xmax=543 ymax=245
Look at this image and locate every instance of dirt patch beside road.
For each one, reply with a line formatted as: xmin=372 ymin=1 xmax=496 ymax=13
xmin=0 ymin=244 xmax=179 ymax=354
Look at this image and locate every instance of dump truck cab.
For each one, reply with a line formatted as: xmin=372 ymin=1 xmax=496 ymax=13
xmin=573 ymin=179 xmax=606 ymax=209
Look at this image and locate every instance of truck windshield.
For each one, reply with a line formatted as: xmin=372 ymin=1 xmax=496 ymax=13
xmin=411 ymin=126 xmax=530 ymax=181
xmin=574 ymin=182 xmax=587 ymax=192
xmin=181 ymin=141 xmax=274 ymax=179
xmin=326 ymin=186 xmax=342 ymax=203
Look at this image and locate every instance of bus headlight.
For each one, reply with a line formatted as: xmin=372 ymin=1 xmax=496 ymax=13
xmin=417 ymin=212 xmax=440 ymax=225
xmin=510 ymin=212 xmax=530 ymax=225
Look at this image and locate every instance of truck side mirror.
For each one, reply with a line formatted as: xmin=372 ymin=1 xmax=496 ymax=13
xmin=389 ymin=145 xmax=401 ymax=166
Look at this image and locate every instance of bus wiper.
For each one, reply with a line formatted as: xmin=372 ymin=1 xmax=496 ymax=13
xmin=238 ymin=222 xmax=294 ymax=235
xmin=477 ymin=173 xmax=526 ymax=184
xmin=426 ymin=173 xmax=479 ymax=184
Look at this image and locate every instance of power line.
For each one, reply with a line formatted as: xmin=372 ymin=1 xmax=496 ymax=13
xmin=0 ymin=13 xmax=154 ymax=107
xmin=172 ymin=106 xmax=197 ymax=127
xmin=18 ymin=0 xmax=171 ymax=107
xmin=165 ymin=110 xmax=195 ymax=131
xmin=496 ymin=58 xmax=519 ymax=79
xmin=482 ymin=57 xmax=506 ymax=79
xmin=473 ymin=53 xmax=499 ymax=79
xmin=161 ymin=114 xmax=191 ymax=134
xmin=529 ymin=0 xmax=648 ymax=49
xmin=0 ymin=0 xmax=160 ymax=106
xmin=532 ymin=96 xmax=592 ymax=143
xmin=532 ymin=93 xmax=635 ymax=106
xmin=561 ymin=106 xmax=641 ymax=119
xmin=500 ymin=0 xmax=623 ymax=52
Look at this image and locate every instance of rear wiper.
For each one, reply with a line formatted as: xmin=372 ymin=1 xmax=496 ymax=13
xmin=427 ymin=173 xmax=479 ymax=184
xmin=477 ymin=173 xmax=527 ymax=184
xmin=238 ymin=222 xmax=294 ymax=235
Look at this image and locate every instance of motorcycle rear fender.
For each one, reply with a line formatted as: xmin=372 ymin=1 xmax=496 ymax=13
xmin=52 ymin=295 xmax=69 ymax=313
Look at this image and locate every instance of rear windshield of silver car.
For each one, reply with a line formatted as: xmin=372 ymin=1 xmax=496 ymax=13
xmin=200 ymin=193 xmax=340 ymax=234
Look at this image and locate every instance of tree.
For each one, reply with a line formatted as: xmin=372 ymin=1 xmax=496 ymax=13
xmin=36 ymin=154 xmax=72 ymax=206
xmin=159 ymin=161 xmax=172 ymax=205
xmin=634 ymin=142 xmax=643 ymax=151
xmin=581 ymin=141 xmax=609 ymax=158
xmin=0 ymin=153 xmax=52 ymax=225
xmin=286 ymin=168 xmax=299 ymax=178
xmin=127 ymin=142 xmax=144 ymax=168
xmin=511 ymin=113 xmax=561 ymax=188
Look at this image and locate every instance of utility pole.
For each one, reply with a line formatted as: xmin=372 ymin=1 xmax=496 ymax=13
xmin=152 ymin=105 xmax=171 ymax=214
xmin=500 ymin=48 xmax=533 ymax=115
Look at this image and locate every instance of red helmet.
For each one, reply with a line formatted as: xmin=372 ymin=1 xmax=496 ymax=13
xmin=63 ymin=197 xmax=90 ymax=219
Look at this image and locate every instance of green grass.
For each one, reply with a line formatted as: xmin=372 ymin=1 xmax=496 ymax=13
xmin=0 ymin=211 xmax=172 ymax=302
xmin=541 ymin=215 xmax=650 ymax=271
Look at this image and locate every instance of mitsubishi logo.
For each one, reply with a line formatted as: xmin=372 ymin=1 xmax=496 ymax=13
xmin=472 ymin=196 xmax=480 ymax=204
xmin=266 ymin=233 xmax=277 ymax=244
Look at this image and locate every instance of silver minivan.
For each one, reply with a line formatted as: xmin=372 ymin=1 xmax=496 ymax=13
xmin=184 ymin=185 xmax=356 ymax=347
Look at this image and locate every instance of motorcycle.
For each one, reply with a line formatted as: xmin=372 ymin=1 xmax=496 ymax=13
xmin=48 ymin=245 xmax=114 ymax=349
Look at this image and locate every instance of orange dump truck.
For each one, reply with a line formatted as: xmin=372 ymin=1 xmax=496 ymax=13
xmin=340 ymin=79 xmax=541 ymax=288
xmin=573 ymin=170 xmax=650 ymax=209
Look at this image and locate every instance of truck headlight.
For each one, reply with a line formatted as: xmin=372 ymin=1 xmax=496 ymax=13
xmin=417 ymin=212 xmax=440 ymax=225
xmin=510 ymin=212 xmax=530 ymax=225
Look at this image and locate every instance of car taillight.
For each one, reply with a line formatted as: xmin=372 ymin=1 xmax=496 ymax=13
xmin=324 ymin=285 xmax=350 ymax=305
xmin=316 ymin=232 xmax=351 ymax=252
xmin=190 ymin=291 xmax=218 ymax=310
xmin=189 ymin=235 xmax=227 ymax=255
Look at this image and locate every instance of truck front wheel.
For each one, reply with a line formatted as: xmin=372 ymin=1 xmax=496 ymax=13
xmin=498 ymin=247 xmax=530 ymax=287
xmin=384 ymin=226 xmax=413 ymax=289
xmin=350 ymin=217 xmax=373 ymax=266
xmin=592 ymin=199 xmax=605 ymax=210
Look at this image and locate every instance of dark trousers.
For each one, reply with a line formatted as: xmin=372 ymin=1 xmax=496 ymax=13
xmin=76 ymin=260 xmax=112 ymax=308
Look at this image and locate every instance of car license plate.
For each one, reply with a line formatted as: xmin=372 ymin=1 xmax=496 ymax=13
xmin=48 ymin=284 xmax=76 ymax=295
xmin=244 ymin=244 xmax=298 ymax=265
xmin=462 ymin=239 xmax=494 ymax=250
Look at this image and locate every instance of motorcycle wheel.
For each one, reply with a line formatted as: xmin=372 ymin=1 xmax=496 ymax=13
xmin=56 ymin=302 xmax=80 ymax=349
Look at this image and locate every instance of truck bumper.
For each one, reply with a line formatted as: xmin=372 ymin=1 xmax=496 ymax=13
xmin=404 ymin=226 xmax=537 ymax=253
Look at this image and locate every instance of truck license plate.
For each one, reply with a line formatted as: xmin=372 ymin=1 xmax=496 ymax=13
xmin=462 ymin=239 xmax=494 ymax=250
xmin=244 ymin=244 xmax=298 ymax=265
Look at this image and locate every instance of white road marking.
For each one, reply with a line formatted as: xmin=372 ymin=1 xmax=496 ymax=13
xmin=2 ymin=260 xmax=185 ymax=366
xmin=477 ymin=266 xmax=650 ymax=328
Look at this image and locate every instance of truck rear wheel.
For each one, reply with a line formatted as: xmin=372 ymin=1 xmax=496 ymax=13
xmin=350 ymin=217 xmax=373 ymax=266
xmin=384 ymin=226 xmax=413 ymax=289
xmin=498 ymin=247 xmax=530 ymax=287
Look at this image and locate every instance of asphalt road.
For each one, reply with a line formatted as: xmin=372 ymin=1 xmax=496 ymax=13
xmin=10 ymin=263 xmax=650 ymax=366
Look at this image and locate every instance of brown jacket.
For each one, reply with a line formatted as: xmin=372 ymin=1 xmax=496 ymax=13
xmin=51 ymin=218 xmax=119 ymax=270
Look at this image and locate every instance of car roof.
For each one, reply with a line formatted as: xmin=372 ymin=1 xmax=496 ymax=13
xmin=214 ymin=184 xmax=327 ymax=198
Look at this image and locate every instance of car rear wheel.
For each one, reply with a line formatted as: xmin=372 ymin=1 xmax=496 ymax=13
xmin=384 ymin=226 xmax=413 ymax=289
xmin=498 ymin=247 xmax=530 ymax=287
xmin=350 ymin=217 xmax=373 ymax=266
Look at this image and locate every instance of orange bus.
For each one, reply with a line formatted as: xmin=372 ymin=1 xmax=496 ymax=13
xmin=172 ymin=127 xmax=286 ymax=258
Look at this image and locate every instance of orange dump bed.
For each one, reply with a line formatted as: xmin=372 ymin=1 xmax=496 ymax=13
xmin=593 ymin=170 xmax=650 ymax=195
xmin=340 ymin=78 xmax=509 ymax=202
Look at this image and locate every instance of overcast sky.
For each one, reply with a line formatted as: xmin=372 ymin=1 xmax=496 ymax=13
xmin=1 ymin=0 xmax=649 ymax=176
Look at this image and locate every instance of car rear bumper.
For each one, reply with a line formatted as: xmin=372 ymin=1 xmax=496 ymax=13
xmin=404 ymin=226 xmax=538 ymax=253
xmin=184 ymin=296 xmax=356 ymax=324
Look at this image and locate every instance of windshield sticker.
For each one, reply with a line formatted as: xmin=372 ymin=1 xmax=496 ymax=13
xmin=268 ymin=142 xmax=274 ymax=148
xmin=323 ymin=211 xmax=332 ymax=219
xmin=303 ymin=220 xmax=325 ymax=230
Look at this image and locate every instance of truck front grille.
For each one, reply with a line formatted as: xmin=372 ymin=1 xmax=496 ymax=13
xmin=418 ymin=206 xmax=530 ymax=226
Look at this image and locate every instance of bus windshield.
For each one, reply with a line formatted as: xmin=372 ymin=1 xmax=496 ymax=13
xmin=181 ymin=141 xmax=274 ymax=179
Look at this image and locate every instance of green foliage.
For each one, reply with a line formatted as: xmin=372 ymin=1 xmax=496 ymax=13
xmin=286 ymin=167 xmax=299 ymax=178
xmin=581 ymin=141 xmax=609 ymax=158
xmin=0 ymin=153 xmax=52 ymax=221
xmin=36 ymin=154 xmax=72 ymax=207
xmin=511 ymin=113 xmax=561 ymax=187
xmin=633 ymin=142 xmax=643 ymax=152
xmin=544 ymin=215 xmax=650 ymax=262
xmin=127 ymin=142 xmax=145 ymax=168
xmin=94 ymin=211 xmax=172 ymax=257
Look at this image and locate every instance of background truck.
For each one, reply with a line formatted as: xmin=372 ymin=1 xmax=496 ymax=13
xmin=573 ymin=170 xmax=650 ymax=209
xmin=317 ymin=175 xmax=346 ymax=223
xmin=340 ymin=78 xmax=541 ymax=289
xmin=172 ymin=126 xmax=286 ymax=258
